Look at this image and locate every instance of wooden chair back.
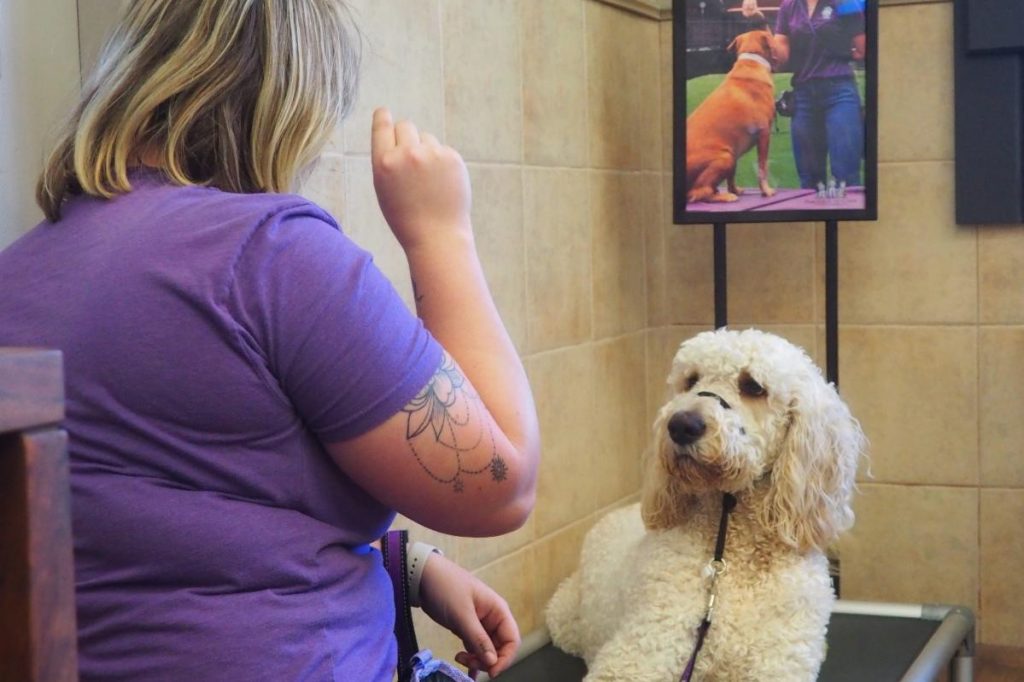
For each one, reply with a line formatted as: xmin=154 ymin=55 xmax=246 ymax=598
xmin=0 ymin=349 xmax=78 ymax=682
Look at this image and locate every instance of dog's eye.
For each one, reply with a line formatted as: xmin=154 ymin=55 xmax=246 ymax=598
xmin=739 ymin=374 xmax=767 ymax=398
xmin=685 ymin=374 xmax=700 ymax=391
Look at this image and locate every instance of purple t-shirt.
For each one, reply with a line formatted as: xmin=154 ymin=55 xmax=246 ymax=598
xmin=0 ymin=170 xmax=443 ymax=681
xmin=776 ymin=0 xmax=865 ymax=85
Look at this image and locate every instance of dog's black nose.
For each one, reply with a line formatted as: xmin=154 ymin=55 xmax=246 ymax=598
xmin=668 ymin=411 xmax=706 ymax=446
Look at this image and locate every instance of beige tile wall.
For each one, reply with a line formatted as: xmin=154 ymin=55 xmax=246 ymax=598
xmin=302 ymin=0 xmax=1024 ymax=660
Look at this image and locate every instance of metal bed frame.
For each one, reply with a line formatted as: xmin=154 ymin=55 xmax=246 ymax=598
xmin=489 ymin=600 xmax=975 ymax=682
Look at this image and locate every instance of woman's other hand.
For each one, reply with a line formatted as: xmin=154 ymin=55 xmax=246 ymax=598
xmin=371 ymin=107 xmax=472 ymax=252
xmin=419 ymin=553 xmax=521 ymax=679
xmin=851 ymin=33 xmax=866 ymax=61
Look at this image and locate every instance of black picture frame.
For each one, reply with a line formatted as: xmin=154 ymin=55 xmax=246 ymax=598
xmin=673 ymin=0 xmax=878 ymax=224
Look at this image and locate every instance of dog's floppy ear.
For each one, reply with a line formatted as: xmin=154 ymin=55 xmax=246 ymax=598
xmin=759 ymin=380 xmax=866 ymax=552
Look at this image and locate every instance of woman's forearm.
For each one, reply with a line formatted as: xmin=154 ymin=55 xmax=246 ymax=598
xmin=405 ymin=233 xmax=540 ymax=462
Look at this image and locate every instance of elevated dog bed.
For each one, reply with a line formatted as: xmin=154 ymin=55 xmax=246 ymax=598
xmin=491 ymin=601 xmax=975 ymax=682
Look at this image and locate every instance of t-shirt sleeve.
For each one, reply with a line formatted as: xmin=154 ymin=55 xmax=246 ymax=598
xmin=226 ymin=202 xmax=443 ymax=443
xmin=836 ymin=0 xmax=866 ymax=35
xmin=839 ymin=0 xmax=864 ymax=29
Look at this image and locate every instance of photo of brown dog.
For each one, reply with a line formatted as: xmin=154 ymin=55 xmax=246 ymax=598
xmin=674 ymin=0 xmax=873 ymax=222
xmin=685 ymin=19 xmax=776 ymax=204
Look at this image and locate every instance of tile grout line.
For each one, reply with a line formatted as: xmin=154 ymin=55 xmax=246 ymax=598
xmin=583 ymin=6 xmax=601 ymax=364
xmin=75 ymin=0 xmax=84 ymax=86
xmin=437 ymin=0 xmax=447 ymax=144
xmin=974 ymin=219 xmax=982 ymax=630
xmin=582 ymin=1 xmax=598 ymax=356
xmin=334 ymin=149 xmax=671 ymax=175
xmin=518 ymin=0 xmax=531 ymax=371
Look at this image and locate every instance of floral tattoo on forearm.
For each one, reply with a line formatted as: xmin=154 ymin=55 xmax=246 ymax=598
xmin=402 ymin=353 xmax=508 ymax=492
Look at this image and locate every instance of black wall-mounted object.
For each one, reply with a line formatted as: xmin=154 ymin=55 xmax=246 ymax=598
xmin=954 ymin=0 xmax=1024 ymax=225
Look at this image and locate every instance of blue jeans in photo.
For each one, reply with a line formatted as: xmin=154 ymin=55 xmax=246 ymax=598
xmin=790 ymin=77 xmax=864 ymax=188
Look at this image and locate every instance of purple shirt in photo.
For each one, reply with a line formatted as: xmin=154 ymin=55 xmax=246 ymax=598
xmin=0 ymin=170 xmax=443 ymax=681
xmin=776 ymin=0 xmax=866 ymax=85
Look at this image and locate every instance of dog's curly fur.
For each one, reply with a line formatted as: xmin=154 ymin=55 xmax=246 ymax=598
xmin=546 ymin=329 xmax=867 ymax=681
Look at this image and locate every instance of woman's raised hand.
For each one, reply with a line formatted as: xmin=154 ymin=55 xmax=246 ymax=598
xmin=371 ymin=107 xmax=473 ymax=252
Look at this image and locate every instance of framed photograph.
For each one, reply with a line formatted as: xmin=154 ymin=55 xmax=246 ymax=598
xmin=673 ymin=0 xmax=878 ymax=224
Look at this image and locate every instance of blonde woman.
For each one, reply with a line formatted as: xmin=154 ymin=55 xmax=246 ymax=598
xmin=0 ymin=1 xmax=539 ymax=680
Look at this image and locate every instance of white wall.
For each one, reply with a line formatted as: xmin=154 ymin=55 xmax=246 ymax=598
xmin=0 ymin=0 xmax=81 ymax=247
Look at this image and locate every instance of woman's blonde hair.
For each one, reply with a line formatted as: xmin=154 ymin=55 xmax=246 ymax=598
xmin=37 ymin=0 xmax=360 ymax=221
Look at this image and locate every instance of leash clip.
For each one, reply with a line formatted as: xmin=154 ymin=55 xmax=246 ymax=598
xmin=703 ymin=558 xmax=728 ymax=582
xmin=705 ymin=590 xmax=718 ymax=623
xmin=703 ymin=560 xmax=727 ymax=622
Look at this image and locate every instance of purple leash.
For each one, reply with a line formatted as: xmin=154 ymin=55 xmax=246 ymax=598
xmin=383 ymin=529 xmax=420 ymax=682
xmin=679 ymin=493 xmax=736 ymax=682
xmin=680 ymin=619 xmax=712 ymax=681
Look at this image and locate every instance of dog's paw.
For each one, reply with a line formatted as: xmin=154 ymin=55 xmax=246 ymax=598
xmin=687 ymin=188 xmax=713 ymax=204
xmin=761 ymin=186 xmax=776 ymax=198
xmin=710 ymin=191 xmax=739 ymax=202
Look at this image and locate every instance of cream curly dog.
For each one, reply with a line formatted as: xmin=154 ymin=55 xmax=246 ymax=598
xmin=546 ymin=329 xmax=866 ymax=681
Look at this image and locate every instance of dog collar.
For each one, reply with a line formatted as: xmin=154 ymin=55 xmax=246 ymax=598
xmin=737 ymin=53 xmax=772 ymax=71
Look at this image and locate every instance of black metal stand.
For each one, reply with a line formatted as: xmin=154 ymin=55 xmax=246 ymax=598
xmin=713 ymin=223 xmax=728 ymax=329
xmin=710 ymin=221 xmax=840 ymax=387
xmin=825 ymin=220 xmax=839 ymax=388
